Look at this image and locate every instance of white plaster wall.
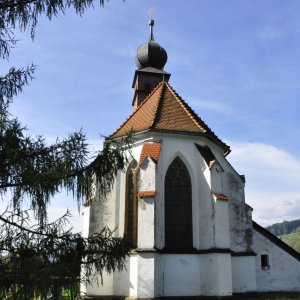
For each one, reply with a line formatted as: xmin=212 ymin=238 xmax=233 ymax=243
xmin=85 ymin=268 xmax=113 ymax=296
xmin=211 ymin=145 xmax=253 ymax=253
xmin=211 ymin=163 xmax=223 ymax=193
xmin=80 ymin=206 xmax=90 ymax=296
xmin=161 ymin=253 xmax=232 ymax=297
xmin=88 ymin=183 xmax=116 ymax=236
xmin=137 ymin=155 xmax=156 ymax=249
xmin=114 ymin=171 xmax=126 ymax=236
xmin=200 ymin=253 xmax=232 ymax=296
xmin=163 ymin=254 xmax=201 ymax=296
xmin=87 ymin=256 xmax=138 ymax=297
xmin=129 ymin=255 xmax=138 ymax=297
xmin=214 ymin=199 xmax=230 ymax=248
xmin=137 ymin=253 xmax=156 ymax=298
xmin=86 ymin=253 xmax=233 ymax=298
xmin=155 ymin=144 xmax=164 ymax=249
xmin=113 ymin=255 xmax=138 ymax=297
xmin=84 ymin=139 xmax=146 ymax=297
xmin=223 ymin=171 xmax=253 ymax=253
xmin=252 ymin=229 xmax=300 ymax=292
xmin=138 ymin=157 xmax=156 ymax=191
xmin=231 ymin=256 xmax=257 ymax=293
xmin=138 ymin=197 xmax=155 ymax=248
xmin=82 ymin=206 xmax=90 ymax=238
xmin=228 ymin=201 xmax=253 ymax=253
xmin=116 ymin=170 xmax=126 ymax=236
xmin=114 ymin=138 xmax=151 ymax=238
xmin=194 ymin=142 xmax=215 ymax=250
xmin=86 ymin=187 xmax=118 ymax=295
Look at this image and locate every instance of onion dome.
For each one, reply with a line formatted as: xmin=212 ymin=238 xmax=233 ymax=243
xmin=135 ymin=19 xmax=168 ymax=70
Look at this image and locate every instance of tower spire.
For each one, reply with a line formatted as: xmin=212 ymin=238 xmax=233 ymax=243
xmin=149 ymin=19 xmax=154 ymax=40
xmin=135 ymin=19 xmax=168 ymax=70
xmin=132 ymin=19 xmax=170 ymax=110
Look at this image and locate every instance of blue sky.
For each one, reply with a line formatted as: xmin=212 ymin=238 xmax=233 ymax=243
xmin=3 ymin=0 xmax=300 ymax=229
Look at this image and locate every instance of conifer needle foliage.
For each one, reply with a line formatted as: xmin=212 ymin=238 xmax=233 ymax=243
xmin=0 ymin=1 xmax=131 ymax=299
xmin=0 ymin=209 xmax=131 ymax=299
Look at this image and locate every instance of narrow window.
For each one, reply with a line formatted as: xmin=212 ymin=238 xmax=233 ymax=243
xmin=165 ymin=156 xmax=193 ymax=251
xmin=261 ymin=254 xmax=269 ymax=270
xmin=124 ymin=160 xmax=138 ymax=248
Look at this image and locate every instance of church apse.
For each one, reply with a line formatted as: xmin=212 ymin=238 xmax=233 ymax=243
xmin=82 ymin=18 xmax=300 ymax=299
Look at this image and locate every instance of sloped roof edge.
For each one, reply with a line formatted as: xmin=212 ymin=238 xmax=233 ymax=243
xmin=109 ymin=81 xmax=230 ymax=152
xmin=109 ymin=82 xmax=164 ymax=139
xmin=253 ymin=221 xmax=300 ymax=261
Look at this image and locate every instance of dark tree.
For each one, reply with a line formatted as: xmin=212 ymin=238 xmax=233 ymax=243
xmin=0 ymin=1 xmax=130 ymax=299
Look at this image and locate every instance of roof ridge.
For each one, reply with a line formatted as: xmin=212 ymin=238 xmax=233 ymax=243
xmin=109 ymin=81 xmax=164 ymax=138
xmin=164 ymin=82 xmax=206 ymax=133
xmin=151 ymin=81 xmax=167 ymax=128
xmin=164 ymin=82 xmax=227 ymax=148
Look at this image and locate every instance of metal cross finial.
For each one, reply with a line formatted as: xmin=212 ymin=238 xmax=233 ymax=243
xmin=148 ymin=8 xmax=156 ymax=40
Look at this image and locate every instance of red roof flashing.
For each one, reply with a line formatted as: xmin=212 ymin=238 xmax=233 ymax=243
xmin=212 ymin=193 xmax=229 ymax=201
xmin=139 ymin=141 xmax=162 ymax=165
xmin=138 ymin=190 xmax=156 ymax=198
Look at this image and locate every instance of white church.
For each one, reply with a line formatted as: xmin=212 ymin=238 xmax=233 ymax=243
xmin=82 ymin=20 xmax=300 ymax=298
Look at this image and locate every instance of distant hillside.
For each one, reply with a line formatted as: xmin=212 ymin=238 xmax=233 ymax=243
xmin=265 ymin=219 xmax=300 ymax=253
xmin=279 ymin=232 xmax=300 ymax=253
xmin=266 ymin=219 xmax=300 ymax=236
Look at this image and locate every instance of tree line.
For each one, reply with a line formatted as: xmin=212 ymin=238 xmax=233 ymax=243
xmin=266 ymin=219 xmax=300 ymax=236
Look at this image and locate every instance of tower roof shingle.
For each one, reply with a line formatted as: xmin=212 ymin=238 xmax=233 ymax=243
xmin=110 ymin=81 xmax=229 ymax=151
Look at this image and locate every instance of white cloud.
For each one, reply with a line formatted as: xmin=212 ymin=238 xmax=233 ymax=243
xmin=227 ymin=141 xmax=300 ymax=226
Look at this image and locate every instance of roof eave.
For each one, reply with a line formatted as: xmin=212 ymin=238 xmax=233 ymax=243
xmin=253 ymin=221 xmax=300 ymax=261
xmin=109 ymin=128 xmax=230 ymax=152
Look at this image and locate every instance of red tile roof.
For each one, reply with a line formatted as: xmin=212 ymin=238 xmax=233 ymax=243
xmin=109 ymin=81 xmax=229 ymax=151
xmin=139 ymin=141 xmax=162 ymax=165
xmin=138 ymin=190 xmax=156 ymax=198
xmin=212 ymin=193 xmax=229 ymax=201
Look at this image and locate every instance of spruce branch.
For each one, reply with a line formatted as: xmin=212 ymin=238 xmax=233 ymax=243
xmin=0 ymin=65 xmax=36 ymax=105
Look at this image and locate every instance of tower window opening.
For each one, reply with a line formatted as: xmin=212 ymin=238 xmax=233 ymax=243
xmin=261 ymin=254 xmax=270 ymax=270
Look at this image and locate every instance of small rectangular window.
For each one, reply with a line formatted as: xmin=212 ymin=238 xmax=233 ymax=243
xmin=261 ymin=254 xmax=269 ymax=270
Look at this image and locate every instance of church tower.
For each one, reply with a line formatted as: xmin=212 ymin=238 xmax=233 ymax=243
xmin=82 ymin=19 xmax=300 ymax=299
xmin=132 ymin=19 xmax=170 ymax=109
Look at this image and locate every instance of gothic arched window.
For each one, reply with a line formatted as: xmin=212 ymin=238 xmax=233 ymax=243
xmin=165 ymin=156 xmax=193 ymax=251
xmin=124 ymin=160 xmax=138 ymax=248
